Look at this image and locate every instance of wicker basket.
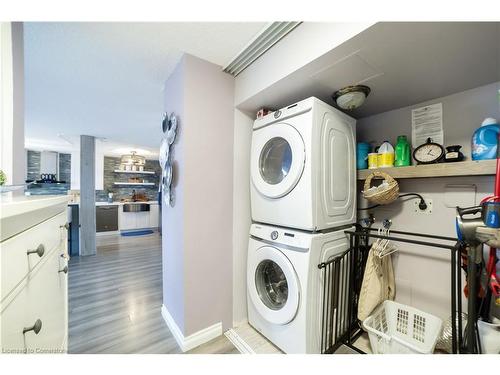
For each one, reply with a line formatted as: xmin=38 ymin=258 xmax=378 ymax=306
xmin=363 ymin=171 xmax=399 ymax=205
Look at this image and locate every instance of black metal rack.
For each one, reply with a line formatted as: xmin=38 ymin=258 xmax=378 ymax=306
xmin=318 ymin=226 xmax=465 ymax=354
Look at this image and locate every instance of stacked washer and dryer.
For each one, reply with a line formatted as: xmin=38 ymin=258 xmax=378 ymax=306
xmin=247 ymin=97 xmax=357 ymax=353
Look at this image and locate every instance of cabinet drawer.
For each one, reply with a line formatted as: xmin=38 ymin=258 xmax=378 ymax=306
xmin=1 ymin=211 xmax=67 ymax=301
xmin=1 ymin=246 xmax=68 ymax=353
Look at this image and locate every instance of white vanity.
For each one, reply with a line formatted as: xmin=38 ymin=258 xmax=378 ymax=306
xmin=0 ymin=195 xmax=69 ymax=353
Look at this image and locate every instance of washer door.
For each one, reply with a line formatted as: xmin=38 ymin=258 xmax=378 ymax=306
xmin=248 ymin=246 xmax=300 ymax=325
xmin=251 ymin=123 xmax=305 ymax=198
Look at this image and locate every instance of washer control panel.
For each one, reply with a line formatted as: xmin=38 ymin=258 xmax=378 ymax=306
xmin=250 ymin=224 xmax=311 ymax=250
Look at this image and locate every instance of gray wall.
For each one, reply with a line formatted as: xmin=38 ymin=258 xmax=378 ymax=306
xmin=80 ymin=135 xmax=96 ymax=256
xmin=357 ymin=81 xmax=500 ymax=159
xmin=162 ymin=57 xmax=186 ymax=333
xmin=357 ymin=81 xmax=500 ymax=319
xmin=183 ymin=55 xmax=234 ymax=335
xmin=59 ymin=153 xmax=71 ymax=184
xmin=162 ymin=54 xmax=234 ymax=337
xmin=26 ymin=150 xmax=40 ymax=181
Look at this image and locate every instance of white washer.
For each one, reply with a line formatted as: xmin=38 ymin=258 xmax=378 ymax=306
xmin=247 ymin=223 xmax=352 ymax=353
xmin=250 ymin=97 xmax=356 ymax=231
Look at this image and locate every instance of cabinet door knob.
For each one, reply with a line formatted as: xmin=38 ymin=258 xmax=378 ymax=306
xmin=58 ymin=266 xmax=68 ymax=274
xmin=60 ymin=223 xmax=69 ymax=230
xmin=23 ymin=319 xmax=42 ymax=335
xmin=27 ymin=244 xmax=45 ymax=257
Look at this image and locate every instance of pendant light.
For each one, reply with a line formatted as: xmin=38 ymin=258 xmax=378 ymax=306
xmin=120 ymin=151 xmax=145 ymax=168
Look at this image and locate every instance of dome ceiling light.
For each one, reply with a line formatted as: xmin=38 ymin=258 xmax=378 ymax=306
xmin=332 ymin=85 xmax=371 ymax=110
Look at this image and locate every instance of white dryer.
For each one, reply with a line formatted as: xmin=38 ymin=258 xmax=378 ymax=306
xmin=250 ymin=97 xmax=356 ymax=231
xmin=247 ymin=223 xmax=351 ymax=353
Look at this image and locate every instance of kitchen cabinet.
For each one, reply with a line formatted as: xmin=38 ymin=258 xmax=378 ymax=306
xmin=1 ymin=195 xmax=69 ymax=354
xmin=149 ymin=204 xmax=159 ymax=228
xmin=118 ymin=203 xmax=159 ymax=230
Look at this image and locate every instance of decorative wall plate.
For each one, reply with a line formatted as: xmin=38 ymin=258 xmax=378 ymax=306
xmin=162 ymin=168 xmax=170 ymax=206
xmin=159 ymin=138 xmax=169 ymax=166
xmin=162 ymin=112 xmax=169 ymax=133
xmin=161 ymin=158 xmax=173 ymax=207
xmin=165 ymin=160 xmax=172 ymax=188
xmin=166 ymin=113 xmax=178 ymax=145
xmin=160 ymin=111 xmax=179 ymax=208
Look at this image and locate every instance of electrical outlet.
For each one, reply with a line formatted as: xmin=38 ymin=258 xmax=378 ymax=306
xmin=414 ymin=199 xmax=432 ymax=214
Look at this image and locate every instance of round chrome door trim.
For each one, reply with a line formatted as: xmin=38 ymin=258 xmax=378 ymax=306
xmin=248 ymin=245 xmax=300 ymax=325
xmin=251 ymin=123 xmax=305 ymax=199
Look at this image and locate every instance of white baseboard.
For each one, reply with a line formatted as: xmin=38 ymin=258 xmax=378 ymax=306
xmin=224 ymin=329 xmax=255 ymax=354
xmin=160 ymin=304 xmax=222 ymax=352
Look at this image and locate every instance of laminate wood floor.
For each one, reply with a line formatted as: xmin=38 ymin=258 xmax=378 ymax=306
xmin=68 ymin=232 xmax=238 ymax=354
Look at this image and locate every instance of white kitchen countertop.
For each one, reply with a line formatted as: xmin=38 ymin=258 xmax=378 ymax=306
xmin=69 ymin=200 xmax=159 ymax=206
xmin=0 ymin=194 xmax=70 ymax=242
xmin=0 ymin=194 xmax=70 ymax=219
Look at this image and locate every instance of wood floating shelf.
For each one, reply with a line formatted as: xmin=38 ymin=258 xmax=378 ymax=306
xmin=357 ymin=159 xmax=497 ymax=180
xmin=113 ymin=170 xmax=155 ymax=175
xmin=113 ymin=182 xmax=155 ymax=186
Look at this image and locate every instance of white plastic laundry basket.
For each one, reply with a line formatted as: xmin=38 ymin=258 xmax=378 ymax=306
xmin=363 ymin=300 xmax=443 ymax=354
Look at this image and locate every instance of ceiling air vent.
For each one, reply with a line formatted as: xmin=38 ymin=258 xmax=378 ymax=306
xmin=223 ymin=22 xmax=301 ymax=77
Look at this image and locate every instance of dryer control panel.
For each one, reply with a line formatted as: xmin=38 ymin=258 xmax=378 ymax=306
xmin=250 ymin=224 xmax=312 ymax=250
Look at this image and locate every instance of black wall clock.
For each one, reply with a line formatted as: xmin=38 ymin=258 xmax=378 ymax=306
xmin=413 ymin=137 xmax=445 ymax=164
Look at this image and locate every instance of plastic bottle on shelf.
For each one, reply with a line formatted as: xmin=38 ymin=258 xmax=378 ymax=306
xmin=378 ymin=141 xmax=395 ymax=168
xmin=472 ymin=117 xmax=500 ymax=160
xmin=356 ymin=142 xmax=371 ymax=170
xmin=394 ymin=135 xmax=411 ymax=167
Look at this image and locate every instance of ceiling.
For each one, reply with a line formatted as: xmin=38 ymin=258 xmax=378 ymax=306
xmin=237 ymin=22 xmax=500 ymax=118
xmin=24 ymin=22 xmax=267 ymax=152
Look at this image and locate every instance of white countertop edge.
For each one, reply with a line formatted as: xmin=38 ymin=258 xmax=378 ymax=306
xmin=69 ymin=201 xmax=159 ymax=206
xmin=0 ymin=194 xmax=70 ymax=219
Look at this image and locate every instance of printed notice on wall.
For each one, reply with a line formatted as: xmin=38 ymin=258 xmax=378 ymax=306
xmin=411 ymin=103 xmax=443 ymax=148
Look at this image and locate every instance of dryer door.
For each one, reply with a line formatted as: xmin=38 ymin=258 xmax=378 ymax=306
xmin=251 ymin=123 xmax=305 ymax=198
xmin=248 ymin=246 xmax=300 ymax=325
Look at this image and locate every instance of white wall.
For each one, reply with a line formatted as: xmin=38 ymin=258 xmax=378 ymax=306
xmin=40 ymin=151 xmax=58 ymax=174
xmin=0 ymin=22 xmax=25 ymax=185
xmin=232 ymin=109 xmax=253 ymax=326
xmin=235 ymin=22 xmax=373 ymax=105
xmin=357 ymin=82 xmax=500 ymax=320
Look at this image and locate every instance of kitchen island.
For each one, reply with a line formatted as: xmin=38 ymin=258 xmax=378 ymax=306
xmin=68 ymin=201 xmax=159 ymax=234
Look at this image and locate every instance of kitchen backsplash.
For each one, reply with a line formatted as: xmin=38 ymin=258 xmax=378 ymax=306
xmin=26 ymin=150 xmax=41 ymax=181
xmin=95 ymin=156 xmax=161 ymax=202
xmin=26 ymin=150 xmax=72 ymax=195
xmin=59 ymin=153 xmax=71 ymax=184
xmin=26 ymin=150 xmax=72 ymax=184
